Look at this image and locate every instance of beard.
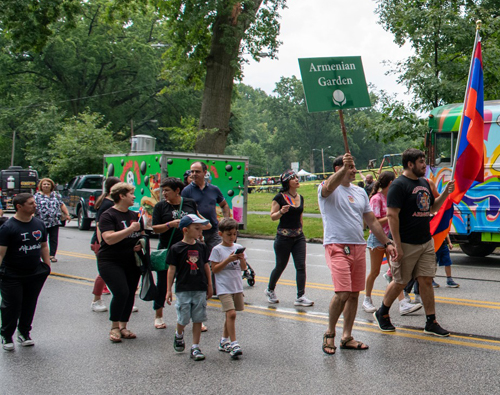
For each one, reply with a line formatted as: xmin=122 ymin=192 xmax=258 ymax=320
xmin=412 ymin=166 xmax=425 ymax=178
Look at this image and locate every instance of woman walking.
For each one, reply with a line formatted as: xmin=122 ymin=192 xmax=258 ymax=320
xmin=265 ymin=170 xmax=313 ymax=306
xmin=151 ymin=177 xmax=210 ymax=329
xmin=90 ymin=176 xmax=120 ymax=313
xmin=98 ymin=182 xmax=143 ymax=342
xmin=34 ymin=178 xmax=70 ymax=263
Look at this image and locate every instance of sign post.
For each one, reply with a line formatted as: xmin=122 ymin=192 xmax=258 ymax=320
xmin=298 ymin=56 xmax=371 ymax=153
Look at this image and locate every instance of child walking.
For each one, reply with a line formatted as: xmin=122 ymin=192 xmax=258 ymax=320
xmin=209 ymin=218 xmax=247 ymax=359
xmin=166 ymin=214 xmax=212 ymax=361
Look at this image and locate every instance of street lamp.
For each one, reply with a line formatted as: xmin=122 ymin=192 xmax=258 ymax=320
xmin=313 ymin=146 xmax=331 ymax=174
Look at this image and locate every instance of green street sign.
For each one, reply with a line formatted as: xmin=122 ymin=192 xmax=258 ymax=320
xmin=298 ymin=56 xmax=372 ymax=112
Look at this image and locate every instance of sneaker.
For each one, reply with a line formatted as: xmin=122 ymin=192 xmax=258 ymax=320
xmin=446 ymin=278 xmax=460 ymax=288
xmin=219 ymin=340 xmax=230 ymax=352
xmin=229 ymin=344 xmax=243 ymax=359
xmin=399 ymin=300 xmax=423 ymax=316
xmin=1 ymin=336 xmax=14 ymax=351
xmin=190 ymin=347 xmax=205 ymax=361
xmin=373 ymin=309 xmax=396 ymax=332
xmin=294 ymin=295 xmax=314 ymax=307
xmin=91 ymin=299 xmax=108 ymax=312
xmin=362 ymin=297 xmax=377 ymax=313
xmin=383 ymin=272 xmax=393 ymax=284
xmin=265 ymin=288 xmax=279 ymax=304
xmin=173 ymin=335 xmax=185 ymax=353
xmin=17 ymin=333 xmax=35 ymax=347
xmin=432 ymin=280 xmax=440 ymax=288
xmin=132 ymin=305 xmax=139 ymax=312
xmin=424 ymin=321 xmax=450 ymax=337
xmin=414 ymin=294 xmax=423 ymax=304
xmin=102 ymin=286 xmax=111 ymax=295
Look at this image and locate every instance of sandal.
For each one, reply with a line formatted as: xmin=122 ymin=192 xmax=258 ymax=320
xmin=110 ymin=327 xmax=122 ymax=343
xmin=322 ymin=332 xmax=336 ymax=355
xmin=50 ymin=257 xmax=57 ymax=263
xmin=340 ymin=336 xmax=369 ymax=350
xmin=154 ymin=318 xmax=167 ymax=329
xmin=120 ymin=328 xmax=137 ymax=339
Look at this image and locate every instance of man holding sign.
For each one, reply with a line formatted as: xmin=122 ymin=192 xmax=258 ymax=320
xmin=318 ymin=153 xmax=396 ymax=354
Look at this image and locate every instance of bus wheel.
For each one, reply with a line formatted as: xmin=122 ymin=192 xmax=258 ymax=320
xmin=459 ymin=243 xmax=497 ymax=257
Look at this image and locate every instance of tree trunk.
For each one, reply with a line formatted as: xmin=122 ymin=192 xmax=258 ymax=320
xmin=194 ymin=1 xmax=263 ymax=154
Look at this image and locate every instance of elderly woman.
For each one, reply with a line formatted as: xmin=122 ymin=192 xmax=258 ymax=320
xmin=34 ymin=178 xmax=70 ymax=263
xmin=97 ymin=182 xmax=143 ymax=343
xmin=265 ymin=170 xmax=313 ymax=307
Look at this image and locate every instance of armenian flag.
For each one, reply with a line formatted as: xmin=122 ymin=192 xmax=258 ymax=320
xmin=449 ymin=39 xmax=484 ymax=204
xmin=430 ymin=198 xmax=454 ymax=251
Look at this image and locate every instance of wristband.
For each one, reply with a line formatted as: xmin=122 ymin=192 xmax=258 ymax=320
xmin=166 ymin=222 xmax=170 ymax=229
xmin=384 ymin=240 xmax=394 ymax=248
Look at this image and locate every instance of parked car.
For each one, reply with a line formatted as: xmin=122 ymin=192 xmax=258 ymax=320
xmin=60 ymin=175 xmax=103 ymax=230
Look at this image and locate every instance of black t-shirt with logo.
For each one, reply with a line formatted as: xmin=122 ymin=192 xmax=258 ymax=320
xmin=166 ymin=240 xmax=209 ymax=293
xmin=98 ymin=207 xmax=143 ymax=261
xmin=387 ymin=175 xmax=435 ymax=245
xmin=0 ymin=217 xmax=50 ymax=277
xmin=152 ymin=198 xmax=198 ymax=248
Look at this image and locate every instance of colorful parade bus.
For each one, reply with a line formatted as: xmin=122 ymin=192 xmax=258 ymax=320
xmin=426 ymin=100 xmax=500 ymax=257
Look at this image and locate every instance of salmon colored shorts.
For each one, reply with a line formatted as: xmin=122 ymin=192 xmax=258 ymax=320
xmin=325 ymin=243 xmax=366 ymax=292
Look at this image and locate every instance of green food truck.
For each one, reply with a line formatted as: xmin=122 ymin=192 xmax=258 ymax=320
xmin=103 ymin=135 xmax=249 ymax=230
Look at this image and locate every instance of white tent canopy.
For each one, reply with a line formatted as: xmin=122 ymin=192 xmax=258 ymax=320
xmin=296 ymin=169 xmax=312 ymax=176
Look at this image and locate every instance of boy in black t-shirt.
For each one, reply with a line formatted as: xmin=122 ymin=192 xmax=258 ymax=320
xmin=166 ymin=214 xmax=212 ymax=361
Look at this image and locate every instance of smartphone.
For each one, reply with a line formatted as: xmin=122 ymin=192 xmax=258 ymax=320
xmin=234 ymin=247 xmax=246 ymax=254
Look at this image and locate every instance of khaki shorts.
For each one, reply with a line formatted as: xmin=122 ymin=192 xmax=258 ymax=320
xmin=219 ymin=293 xmax=244 ymax=312
xmin=392 ymin=239 xmax=437 ymax=284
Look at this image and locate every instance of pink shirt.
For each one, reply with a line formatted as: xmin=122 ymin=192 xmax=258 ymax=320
xmin=370 ymin=193 xmax=389 ymax=236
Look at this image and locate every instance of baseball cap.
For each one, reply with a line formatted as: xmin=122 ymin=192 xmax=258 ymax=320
xmin=179 ymin=214 xmax=209 ymax=230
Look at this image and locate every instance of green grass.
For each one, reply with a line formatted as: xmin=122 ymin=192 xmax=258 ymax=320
xmin=240 ymin=215 xmax=325 ymax=239
xmin=248 ymin=182 xmax=321 ymax=214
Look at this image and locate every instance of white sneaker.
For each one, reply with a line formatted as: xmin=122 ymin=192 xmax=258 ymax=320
xmin=414 ymin=294 xmax=423 ymax=304
xmin=294 ymin=295 xmax=314 ymax=306
xmin=403 ymin=291 xmax=411 ymax=303
xmin=265 ymin=289 xmax=279 ymax=304
xmin=2 ymin=336 xmax=14 ymax=351
xmin=91 ymin=299 xmax=108 ymax=312
xmin=132 ymin=305 xmax=139 ymax=312
xmin=362 ymin=296 xmax=377 ymax=313
xmin=400 ymin=300 xmax=423 ymax=315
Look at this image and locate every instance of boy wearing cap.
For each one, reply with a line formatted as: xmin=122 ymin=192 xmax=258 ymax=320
xmin=166 ymin=214 xmax=213 ymax=361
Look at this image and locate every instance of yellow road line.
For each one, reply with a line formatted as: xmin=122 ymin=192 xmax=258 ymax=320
xmin=48 ymin=273 xmax=500 ymax=351
xmin=55 ymin=251 xmax=500 ymax=309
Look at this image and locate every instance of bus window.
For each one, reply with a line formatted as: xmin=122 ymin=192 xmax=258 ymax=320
xmin=435 ymin=132 xmax=457 ymax=165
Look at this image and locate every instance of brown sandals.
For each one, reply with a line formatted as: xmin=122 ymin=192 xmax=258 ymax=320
xmin=322 ymin=332 xmax=337 ymax=355
xmin=339 ymin=336 xmax=369 ymax=350
xmin=109 ymin=327 xmax=121 ymax=343
xmin=120 ymin=328 xmax=137 ymax=339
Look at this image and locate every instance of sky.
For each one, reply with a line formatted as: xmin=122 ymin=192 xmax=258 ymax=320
xmin=242 ymin=0 xmax=413 ymax=102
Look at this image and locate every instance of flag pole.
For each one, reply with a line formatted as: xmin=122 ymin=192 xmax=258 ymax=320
xmin=451 ymin=20 xmax=482 ymax=179
xmin=338 ymin=109 xmax=350 ymax=153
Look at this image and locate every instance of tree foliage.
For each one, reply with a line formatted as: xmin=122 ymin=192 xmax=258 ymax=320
xmin=47 ymin=110 xmax=128 ymax=182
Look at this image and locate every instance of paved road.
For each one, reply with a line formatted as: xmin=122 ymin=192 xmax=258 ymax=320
xmin=1 ymin=222 xmax=500 ymax=394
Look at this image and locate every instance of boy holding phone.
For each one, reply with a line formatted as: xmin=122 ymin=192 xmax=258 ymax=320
xmin=209 ymin=218 xmax=247 ymax=359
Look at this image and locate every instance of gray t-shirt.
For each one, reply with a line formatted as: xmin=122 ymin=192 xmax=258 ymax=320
xmin=209 ymin=243 xmax=247 ymax=295
xmin=318 ymin=183 xmax=371 ymax=245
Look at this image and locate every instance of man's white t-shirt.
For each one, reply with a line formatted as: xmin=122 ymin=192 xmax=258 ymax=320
xmin=318 ymin=183 xmax=372 ymax=246
xmin=209 ymin=243 xmax=247 ymax=295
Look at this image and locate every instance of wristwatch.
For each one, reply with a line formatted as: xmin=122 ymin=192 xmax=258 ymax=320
xmin=384 ymin=240 xmax=395 ymax=248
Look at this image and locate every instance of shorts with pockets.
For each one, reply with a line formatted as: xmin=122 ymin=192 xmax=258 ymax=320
xmin=324 ymin=243 xmax=366 ymax=292
xmin=175 ymin=290 xmax=207 ymax=326
xmin=219 ymin=292 xmax=244 ymax=312
xmin=391 ymin=239 xmax=436 ymax=284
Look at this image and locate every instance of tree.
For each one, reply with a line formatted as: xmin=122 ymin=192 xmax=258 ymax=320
xmin=47 ymin=110 xmax=128 ymax=182
xmin=374 ymin=0 xmax=499 ymax=111
xmin=161 ymin=0 xmax=287 ymax=154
